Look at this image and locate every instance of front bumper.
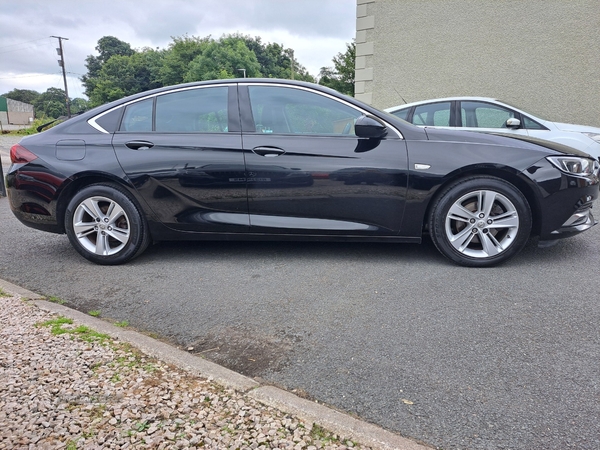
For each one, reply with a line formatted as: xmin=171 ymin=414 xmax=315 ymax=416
xmin=547 ymin=206 xmax=597 ymax=238
xmin=525 ymin=157 xmax=599 ymax=240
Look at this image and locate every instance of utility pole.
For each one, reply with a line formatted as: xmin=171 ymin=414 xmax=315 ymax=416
xmin=290 ymin=49 xmax=294 ymax=80
xmin=51 ymin=36 xmax=71 ymax=118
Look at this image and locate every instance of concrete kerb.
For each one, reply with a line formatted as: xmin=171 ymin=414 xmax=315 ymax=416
xmin=0 ymin=278 xmax=431 ymax=450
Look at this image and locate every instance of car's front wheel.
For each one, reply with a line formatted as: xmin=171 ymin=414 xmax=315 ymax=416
xmin=65 ymin=184 xmax=150 ymax=265
xmin=429 ymin=176 xmax=532 ymax=267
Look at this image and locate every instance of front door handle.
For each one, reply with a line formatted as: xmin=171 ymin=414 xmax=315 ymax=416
xmin=252 ymin=146 xmax=285 ymax=157
xmin=125 ymin=140 xmax=154 ymax=150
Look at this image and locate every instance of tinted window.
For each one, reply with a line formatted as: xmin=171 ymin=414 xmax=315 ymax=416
xmin=120 ymin=99 xmax=153 ymax=132
xmin=156 ymin=87 xmax=228 ymax=133
xmin=412 ymin=102 xmax=451 ymax=126
xmin=248 ymin=86 xmax=361 ymax=135
xmin=96 ymin=107 xmax=123 ymax=133
xmin=461 ymin=101 xmax=515 ymax=128
xmin=390 ymin=108 xmax=409 ymax=121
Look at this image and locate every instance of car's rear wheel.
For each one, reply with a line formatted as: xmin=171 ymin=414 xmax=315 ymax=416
xmin=429 ymin=176 xmax=531 ymax=267
xmin=65 ymin=184 xmax=150 ymax=265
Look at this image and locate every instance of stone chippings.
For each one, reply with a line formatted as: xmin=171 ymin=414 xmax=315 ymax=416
xmin=0 ymin=294 xmax=369 ymax=450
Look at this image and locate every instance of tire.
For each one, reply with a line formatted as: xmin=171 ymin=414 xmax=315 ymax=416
xmin=428 ymin=176 xmax=531 ymax=267
xmin=65 ymin=184 xmax=150 ymax=265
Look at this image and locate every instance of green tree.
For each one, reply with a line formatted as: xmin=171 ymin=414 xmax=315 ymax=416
xmin=236 ymin=35 xmax=313 ymax=81
xmin=158 ymin=35 xmax=210 ymax=86
xmin=319 ymin=42 xmax=355 ymax=96
xmin=81 ymin=36 xmax=136 ymax=98
xmin=70 ymin=98 xmax=89 ymax=114
xmin=1 ymin=88 xmax=40 ymax=105
xmin=184 ymin=37 xmax=262 ymax=82
xmin=88 ymin=49 xmax=164 ymax=106
xmin=33 ymin=87 xmax=68 ymax=118
xmin=81 ymin=33 xmax=319 ymax=105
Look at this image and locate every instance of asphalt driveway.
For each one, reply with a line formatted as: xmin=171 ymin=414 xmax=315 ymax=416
xmin=1 ymin=134 xmax=599 ymax=449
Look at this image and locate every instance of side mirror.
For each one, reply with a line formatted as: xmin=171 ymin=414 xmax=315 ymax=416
xmin=355 ymin=115 xmax=388 ymax=139
xmin=506 ymin=118 xmax=521 ymax=129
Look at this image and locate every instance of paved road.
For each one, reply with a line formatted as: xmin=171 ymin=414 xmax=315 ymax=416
xmin=2 ymin=134 xmax=600 ymax=449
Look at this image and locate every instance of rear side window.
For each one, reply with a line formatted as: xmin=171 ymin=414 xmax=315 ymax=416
xmin=120 ymin=98 xmax=153 ymax=132
xmin=156 ymin=87 xmax=228 ymax=133
xmin=118 ymin=87 xmax=229 ymax=133
xmin=412 ymin=102 xmax=451 ymax=126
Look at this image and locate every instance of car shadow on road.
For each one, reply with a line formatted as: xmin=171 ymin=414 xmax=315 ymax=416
xmin=131 ymin=233 xmax=587 ymax=269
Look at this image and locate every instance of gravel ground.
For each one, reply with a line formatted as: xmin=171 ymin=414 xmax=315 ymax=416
xmin=0 ymin=291 xmax=370 ymax=450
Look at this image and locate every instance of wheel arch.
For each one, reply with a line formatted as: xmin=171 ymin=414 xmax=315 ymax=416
xmin=422 ymin=166 xmax=542 ymax=236
xmin=55 ymin=173 xmax=149 ymax=234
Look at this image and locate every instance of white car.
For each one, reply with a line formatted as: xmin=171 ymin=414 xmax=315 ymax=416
xmin=385 ymin=97 xmax=600 ymax=160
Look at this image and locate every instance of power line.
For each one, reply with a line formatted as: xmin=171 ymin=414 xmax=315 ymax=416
xmin=0 ymin=37 xmax=53 ymax=55
xmin=0 ymin=73 xmax=54 ymax=80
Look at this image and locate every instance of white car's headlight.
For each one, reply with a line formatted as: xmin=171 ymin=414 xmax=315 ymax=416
xmin=582 ymin=132 xmax=600 ymax=144
xmin=547 ymin=156 xmax=599 ymax=176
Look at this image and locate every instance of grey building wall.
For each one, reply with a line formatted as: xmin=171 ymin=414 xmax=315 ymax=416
xmin=7 ymin=98 xmax=34 ymax=114
xmin=357 ymin=0 xmax=600 ymax=127
xmin=0 ymin=97 xmax=34 ymax=125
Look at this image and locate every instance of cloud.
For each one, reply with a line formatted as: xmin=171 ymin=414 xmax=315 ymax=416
xmin=0 ymin=0 xmax=355 ymax=96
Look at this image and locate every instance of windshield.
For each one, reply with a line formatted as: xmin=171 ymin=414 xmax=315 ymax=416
xmin=496 ymin=99 xmax=548 ymax=121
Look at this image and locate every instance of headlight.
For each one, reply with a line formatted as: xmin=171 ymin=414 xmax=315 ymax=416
xmin=582 ymin=132 xmax=600 ymax=144
xmin=547 ymin=156 xmax=599 ymax=176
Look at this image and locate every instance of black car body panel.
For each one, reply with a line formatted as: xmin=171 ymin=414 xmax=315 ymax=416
xmin=6 ymin=79 xmax=599 ymax=266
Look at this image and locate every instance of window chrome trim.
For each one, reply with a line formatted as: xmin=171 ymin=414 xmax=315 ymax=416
xmin=87 ymin=84 xmax=236 ymax=134
xmin=87 ymin=82 xmax=403 ymax=138
xmin=241 ymin=82 xmax=404 ymax=139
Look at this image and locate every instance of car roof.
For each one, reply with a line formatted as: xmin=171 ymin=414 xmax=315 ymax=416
xmin=75 ymin=78 xmax=384 ymax=125
xmin=385 ymin=97 xmax=502 ymax=112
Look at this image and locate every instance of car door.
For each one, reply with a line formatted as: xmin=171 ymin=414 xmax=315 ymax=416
xmin=112 ymin=84 xmax=250 ymax=232
xmin=239 ymin=83 xmax=408 ymax=236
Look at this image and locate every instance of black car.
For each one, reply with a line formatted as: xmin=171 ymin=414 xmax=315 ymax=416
xmin=6 ymin=79 xmax=599 ymax=266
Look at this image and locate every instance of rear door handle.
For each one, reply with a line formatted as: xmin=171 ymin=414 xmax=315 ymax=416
xmin=125 ymin=140 xmax=154 ymax=150
xmin=252 ymin=146 xmax=285 ymax=157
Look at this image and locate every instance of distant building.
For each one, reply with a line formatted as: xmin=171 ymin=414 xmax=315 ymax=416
xmin=355 ymin=0 xmax=600 ymax=127
xmin=0 ymin=97 xmax=34 ymax=127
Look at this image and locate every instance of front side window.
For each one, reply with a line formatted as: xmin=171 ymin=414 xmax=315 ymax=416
xmin=461 ymin=101 xmax=515 ymax=128
xmin=522 ymin=116 xmax=546 ymax=130
xmin=412 ymin=102 xmax=451 ymax=126
xmin=248 ymin=86 xmax=361 ymax=135
xmin=156 ymin=87 xmax=228 ymax=133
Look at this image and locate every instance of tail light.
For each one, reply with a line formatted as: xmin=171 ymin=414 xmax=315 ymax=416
xmin=10 ymin=144 xmax=38 ymax=164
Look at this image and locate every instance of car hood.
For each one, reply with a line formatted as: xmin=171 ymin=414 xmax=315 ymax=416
xmin=488 ymin=132 xmax=592 ymax=157
xmin=551 ymin=121 xmax=600 ymax=134
xmin=422 ymin=126 xmax=591 ymax=158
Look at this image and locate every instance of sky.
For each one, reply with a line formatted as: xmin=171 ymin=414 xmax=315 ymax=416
xmin=0 ymin=0 xmax=356 ymax=99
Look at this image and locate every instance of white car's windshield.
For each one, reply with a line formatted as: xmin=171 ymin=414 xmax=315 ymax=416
xmin=496 ymin=100 xmax=548 ymax=121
